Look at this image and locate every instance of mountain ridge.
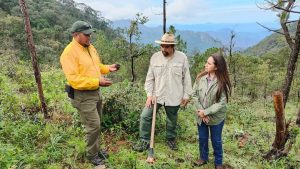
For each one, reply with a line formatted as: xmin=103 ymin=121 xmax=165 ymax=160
xmin=112 ymin=19 xmax=275 ymax=53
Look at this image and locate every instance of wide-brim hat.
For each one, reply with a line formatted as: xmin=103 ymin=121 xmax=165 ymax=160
xmin=155 ymin=33 xmax=177 ymax=44
xmin=70 ymin=20 xmax=95 ymax=34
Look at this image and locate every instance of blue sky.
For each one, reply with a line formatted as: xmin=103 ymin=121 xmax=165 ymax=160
xmin=73 ymin=0 xmax=298 ymax=26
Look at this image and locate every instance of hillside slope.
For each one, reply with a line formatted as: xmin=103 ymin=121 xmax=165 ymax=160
xmin=0 ymin=0 xmax=115 ymax=63
xmin=244 ymin=23 xmax=297 ymax=56
xmin=243 ymin=33 xmax=287 ymax=56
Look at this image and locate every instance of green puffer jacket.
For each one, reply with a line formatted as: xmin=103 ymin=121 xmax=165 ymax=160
xmin=192 ymin=75 xmax=227 ymax=125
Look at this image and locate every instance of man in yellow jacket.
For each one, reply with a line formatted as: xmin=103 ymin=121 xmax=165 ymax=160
xmin=60 ymin=20 xmax=119 ymax=166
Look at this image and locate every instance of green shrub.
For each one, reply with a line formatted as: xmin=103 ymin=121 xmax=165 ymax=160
xmin=0 ymin=75 xmax=19 ymax=117
xmin=101 ymin=81 xmax=146 ymax=135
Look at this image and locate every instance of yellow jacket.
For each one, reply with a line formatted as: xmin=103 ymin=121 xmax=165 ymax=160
xmin=60 ymin=38 xmax=110 ymax=90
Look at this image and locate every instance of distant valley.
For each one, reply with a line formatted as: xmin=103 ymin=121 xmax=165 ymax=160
xmin=112 ymin=20 xmax=279 ymax=54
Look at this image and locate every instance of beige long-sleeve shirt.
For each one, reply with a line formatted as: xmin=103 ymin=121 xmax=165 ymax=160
xmin=145 ymin=50 xmax=192 ymax=106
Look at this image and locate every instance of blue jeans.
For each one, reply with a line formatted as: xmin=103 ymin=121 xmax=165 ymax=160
xmin=197 ymin=120 xmax=224 ymax=166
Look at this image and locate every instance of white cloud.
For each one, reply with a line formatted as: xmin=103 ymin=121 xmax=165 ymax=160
xmin=73 ymin=0 xmax=280 ymax=25
xmin=168 ymin=0 xmax=207 ymax=15
xmin=73 ymin=0 xmax=208 ymax=24
xmin=197 ymin=4 xmax=278 ymax=23
xmin=75 ymin=1 xmax=141 ymax=20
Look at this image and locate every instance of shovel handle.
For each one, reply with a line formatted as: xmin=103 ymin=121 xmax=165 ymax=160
xmin=149 ymin=98 xmax=157 ymax=149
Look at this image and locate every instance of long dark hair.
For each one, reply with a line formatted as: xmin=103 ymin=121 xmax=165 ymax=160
xmin=196 ymin=51 xmax=232 ymax=102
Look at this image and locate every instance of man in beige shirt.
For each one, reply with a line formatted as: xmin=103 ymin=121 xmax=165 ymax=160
xmin=133 ymin=33 xmax=192 ymax=152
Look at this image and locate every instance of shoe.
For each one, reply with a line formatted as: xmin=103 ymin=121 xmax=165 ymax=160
xmin=193 ymin=159 xmax=208 ymax=167
xmin=166 ymin=139 xmax=178 ymax=150
xmin=98 ymin=149 xmax=109 ymax=159
xmin=215 ymin=165 xmax=223 ymax=169
xmin=132 ymin=140 xmax=150 ymax=152
xmin=89 ymin=155 xmax=105 ymax=166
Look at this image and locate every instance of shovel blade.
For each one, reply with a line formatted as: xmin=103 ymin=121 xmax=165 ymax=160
xmin=146 ymin=148 xmax=155 ymax=163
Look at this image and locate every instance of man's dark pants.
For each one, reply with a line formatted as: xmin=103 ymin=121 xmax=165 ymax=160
xmin=139 ymin=103 xmax=180 ymax=142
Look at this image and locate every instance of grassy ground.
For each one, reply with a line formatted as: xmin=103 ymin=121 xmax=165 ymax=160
xmin=98 ymin=98 xmax=300 ymax=169
xmin=1 ymin=90 xmax=299 ymax=168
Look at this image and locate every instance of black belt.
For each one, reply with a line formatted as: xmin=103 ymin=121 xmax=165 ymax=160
xmin=74 ymin=88 xmax=99 ymax=92
xmin=65 ymin=85 xmax=99 ymax=99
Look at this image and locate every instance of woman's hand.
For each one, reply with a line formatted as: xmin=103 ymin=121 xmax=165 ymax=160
xmin=202 ymin=116 xmax=210 ymax=123
xmin=197 ymin=109 xmax=210 ymax=123
xmin=197 ymin=109 xmax=205 ymax=118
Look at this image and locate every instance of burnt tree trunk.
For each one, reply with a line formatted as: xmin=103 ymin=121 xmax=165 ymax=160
xmin=281 ymin=12 xmax=300 ymax=108
xmin=19 ymin=0 xmax=49 ymax=119
xmin=232 ymin=59 xmax=237 ymax=89
xmin=129 ymin=32 xmax=135 ymax=83
xmin=261 ymin=0 xmax=300 ymax=159
xmin=228 ymin=31 xmax=237 ymax=89
xmin=282 ymin=34 xmax=300 ymax=107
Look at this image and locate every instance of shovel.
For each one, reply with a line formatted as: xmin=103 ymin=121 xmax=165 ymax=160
xmin=146 ymin=98 xmax=157 ymax=164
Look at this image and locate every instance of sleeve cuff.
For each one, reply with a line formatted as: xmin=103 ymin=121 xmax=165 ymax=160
xmin=203 ymin=109 xmax=210 ymax=116
xmin=100 ymin=64 xmax=110 ymax=74
xmin=183 ymin=93 xmax=189 ymax=100
xmin=91 ymin=78 xmax=99 ymax=87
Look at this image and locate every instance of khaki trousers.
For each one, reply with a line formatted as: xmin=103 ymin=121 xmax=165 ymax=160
xmin=71 ymin=89 xmax=102 ymax=159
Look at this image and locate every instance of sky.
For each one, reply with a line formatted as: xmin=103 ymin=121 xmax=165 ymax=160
xmin=73 ymin=0 xmax=299 ymax=26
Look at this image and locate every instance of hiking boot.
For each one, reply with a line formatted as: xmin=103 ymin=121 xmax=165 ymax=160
xmin=98 ymin=149 xmax=109 ymax=160
xmin=89 ymin=155 xmax=105 ymax=166
xmin=132 ymin=140 xmax=150 ymax=152
xmin=166 ymin=139 xmax=178 ymax=150
xmin=193 ymin=159 xmax=208 ymax=167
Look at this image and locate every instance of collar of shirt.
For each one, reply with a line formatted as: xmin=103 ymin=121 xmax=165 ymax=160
xmin=205 ymin=74 xmax=217 ymax=89
xmin=206 ymin=74 xmax=213 ymax=86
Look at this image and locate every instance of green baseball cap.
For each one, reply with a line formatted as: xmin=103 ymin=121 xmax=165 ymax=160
xmin=70 ymin=21 xmax=95 ymax=34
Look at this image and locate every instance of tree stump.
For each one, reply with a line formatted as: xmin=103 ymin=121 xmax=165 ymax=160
xmin=263 ymin=91 xmax=290 ymax=160
xmin=273 ymin=91 xmax=288 ymax=149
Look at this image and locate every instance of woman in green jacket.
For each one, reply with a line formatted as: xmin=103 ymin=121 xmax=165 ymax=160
xmin=192 ymin=51 xmax=231 ymax=169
